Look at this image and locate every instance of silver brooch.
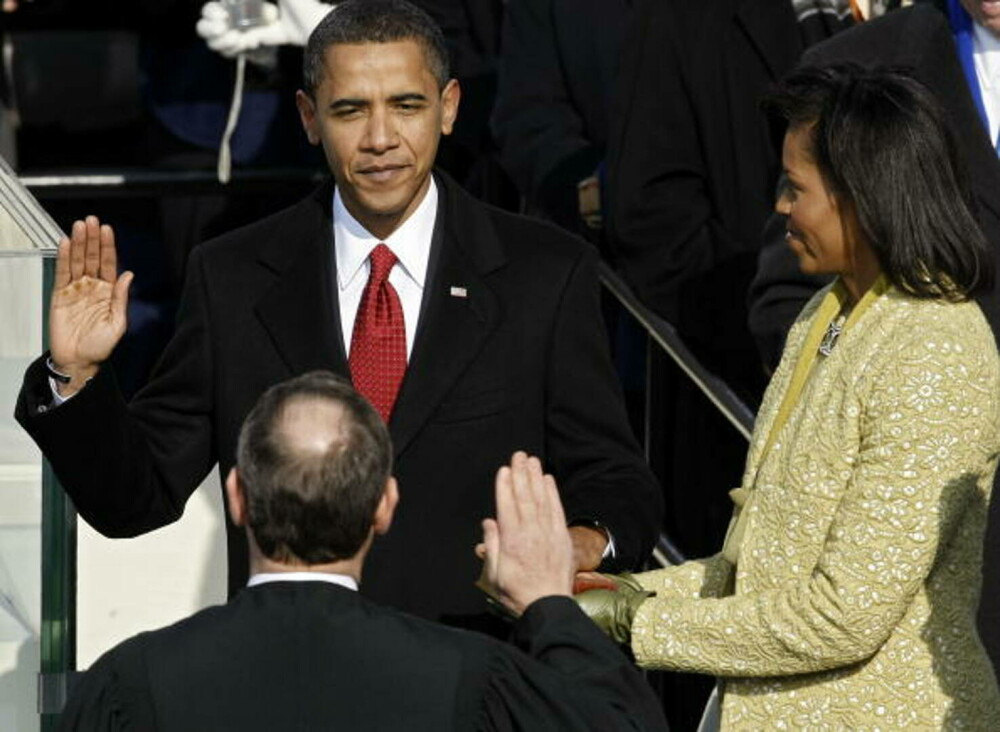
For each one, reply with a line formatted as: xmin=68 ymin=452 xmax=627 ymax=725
xmin=818 ymin=315 xmax=846 ymax=357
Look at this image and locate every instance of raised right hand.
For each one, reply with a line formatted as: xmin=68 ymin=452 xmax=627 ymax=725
xmin=49 ymin=216 xmax=132 ymax=396
xmin=480 ymin=452 xmax=576 ymax=617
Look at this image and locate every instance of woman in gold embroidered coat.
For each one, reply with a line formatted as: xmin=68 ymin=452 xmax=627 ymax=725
xmin=580 ymin=65 xmax=1000 ymax=729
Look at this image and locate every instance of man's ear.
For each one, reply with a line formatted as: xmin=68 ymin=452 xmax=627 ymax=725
xmin=225 ymin=467 xmax=247 ymax=527
xmin=373 ymin=477 xmax=400 ymax=536
xmin=296 ymin=89 xmax=321 ymax=146
xmin=440 ymin=79 xmax=460 ymax=137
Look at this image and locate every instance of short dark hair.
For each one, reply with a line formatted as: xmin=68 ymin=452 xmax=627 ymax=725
xmin=236 ymin=371 xmax=393 ymax=564
xmin=302 ymin=0 xmax=450 ymax=96
xmin=764 ymin=63 xmax=992 ymax=300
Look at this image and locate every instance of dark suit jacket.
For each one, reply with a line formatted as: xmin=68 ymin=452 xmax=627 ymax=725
xmin=17 ymin=172 xmax=661 ymax=622
xmin=605 ymin=0 xmax=807 ymax=394
xmin=57 ymin=582 xmax=668 ymax=731
xmin=745 ymin=2 xmax=1000 ymax=673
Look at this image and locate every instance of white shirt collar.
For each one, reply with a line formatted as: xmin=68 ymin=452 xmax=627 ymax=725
xmin=247 ymin=571 xmax=358 ymax=591
xmin=334 ymin=178 xmax=438 ymax=292
xmin=973 ymin=22 xmax=1000 ymax=87
xmin=974 ymin=21 xmax=1000 ymax=57
xmin=973 ymin=23 xmax=1000 ymax=146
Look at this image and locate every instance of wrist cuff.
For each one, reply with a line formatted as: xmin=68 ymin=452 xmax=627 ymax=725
xmin=45 ymin=357 xmax=72 ymax=384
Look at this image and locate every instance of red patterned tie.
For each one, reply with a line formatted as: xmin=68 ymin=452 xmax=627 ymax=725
xmin=349 ymin=244 xmax=407 ymax=422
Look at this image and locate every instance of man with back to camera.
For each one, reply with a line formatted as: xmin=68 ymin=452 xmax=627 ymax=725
xmin=16 ymin=0 xmax=661 ymax=626
xmin=57 ymin=371 xmax=668 ymax=731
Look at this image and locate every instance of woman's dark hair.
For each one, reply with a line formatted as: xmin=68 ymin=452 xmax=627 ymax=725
xmin=764 ymin=63 xmax=992 ymax=299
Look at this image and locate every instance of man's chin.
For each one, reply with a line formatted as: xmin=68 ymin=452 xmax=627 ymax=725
xmin=350 ymin=197 xmax=414 ymax=236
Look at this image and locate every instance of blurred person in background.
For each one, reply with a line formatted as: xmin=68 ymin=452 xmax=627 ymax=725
xmin=491 ymin=0 xmax=633 ymax=247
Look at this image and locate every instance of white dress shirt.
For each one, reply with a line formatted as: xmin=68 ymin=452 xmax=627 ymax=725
xmin=248 ymin=571 xmax=358 ymax=591
xmin=973 ymin=22 xmax=1000 ymax=149
xmin=334 ymin=179 xmax=438 ymax=361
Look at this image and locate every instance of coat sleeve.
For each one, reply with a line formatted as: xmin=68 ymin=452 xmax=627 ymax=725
xmin=635 ymin=554 xmax=734 ymax=600
xmin=544 ymin=247 xmax=663 ymax=571
xmin=478 ymin=597 xmax=668 ymax=731
xmin=630 ymin=322 xmax=1000 ymax=676
xmin=15 ymin=245 xmax=217 ymax=537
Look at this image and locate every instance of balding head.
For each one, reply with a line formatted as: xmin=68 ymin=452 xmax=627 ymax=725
xmin=276 ymin=397 xmax=350 ymax=457
xmin=235 ymin=372 xmax=393 ymax=564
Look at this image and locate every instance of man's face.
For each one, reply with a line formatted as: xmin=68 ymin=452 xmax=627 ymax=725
xmin=961 ymin=0 xmax=1000 ymax=36
xmin=297 ymin=40 xmax=459 ymax=239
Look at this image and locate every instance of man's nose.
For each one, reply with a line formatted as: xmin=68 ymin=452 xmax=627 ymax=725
xmin=362 ymin=108 xmax=399 ymax=152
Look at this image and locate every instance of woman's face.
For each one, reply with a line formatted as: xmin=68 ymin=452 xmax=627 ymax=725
xmin=776 ymin=125 xmax=855 ymax=278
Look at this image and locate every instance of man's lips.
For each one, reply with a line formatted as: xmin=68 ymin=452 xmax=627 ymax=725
xmin=357 ymin=164 xmax=409 ymax=182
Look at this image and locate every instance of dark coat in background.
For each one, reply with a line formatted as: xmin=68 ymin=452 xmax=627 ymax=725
xmin=746 ymin=3 xmax=1000 ymax=675
xmin=602 ymin=0 xmax=813 ymax=566
xmin=492 ymin=0 xmax=632 ymax=234
xmin=606 ymin=0 xmax=806 ymax=395
xmin=601 ymin=1 xmax=814 ymax=725
xmin=58 ymin=584 xmax=668 ymax=731
xmin=17 ymin=173 xmax=661 ymax=626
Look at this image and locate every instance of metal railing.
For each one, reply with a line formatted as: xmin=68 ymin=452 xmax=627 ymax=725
xmin=596 ymin=263 xmax=755 ymax=567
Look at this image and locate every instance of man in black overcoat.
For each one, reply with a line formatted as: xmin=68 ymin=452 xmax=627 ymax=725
xmin=16 ymin=0 xmax=661 ymax=626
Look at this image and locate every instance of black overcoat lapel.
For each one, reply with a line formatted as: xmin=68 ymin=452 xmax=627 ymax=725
xmin=254 ymin=183 xmax=350 ymax=379
xmin=388 ymin=175 xmax=504 ymax=458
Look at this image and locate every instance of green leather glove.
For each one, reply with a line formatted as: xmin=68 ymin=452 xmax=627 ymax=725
xmin=573 ymin=573 xmax=654 ymax=645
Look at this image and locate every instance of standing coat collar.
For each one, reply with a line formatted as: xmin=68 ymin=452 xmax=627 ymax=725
xmin=254 ymin=180 xmax=348 ymax=379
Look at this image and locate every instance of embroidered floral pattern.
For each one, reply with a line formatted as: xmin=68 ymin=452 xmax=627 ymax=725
xmin=632 ymin=287 xmax=1000 ymax=729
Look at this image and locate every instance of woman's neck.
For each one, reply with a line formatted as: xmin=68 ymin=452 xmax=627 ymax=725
xmin=842 ymin=252 xmax=882 ymax=305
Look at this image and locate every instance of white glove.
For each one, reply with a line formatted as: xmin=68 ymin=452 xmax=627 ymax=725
xmin=196 ymin=0 xmax=333 ymax=59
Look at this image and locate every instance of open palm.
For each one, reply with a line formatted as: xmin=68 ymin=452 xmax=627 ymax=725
xmin=49 ymin=216 xmax=132 ymax=391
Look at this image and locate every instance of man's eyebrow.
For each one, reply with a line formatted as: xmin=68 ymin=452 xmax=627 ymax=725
xmin=328 ymin=93 xmax=429 ymax=110
xmin=389 ymin=93 xmax=429 ymax=103
xmin=329 ymin=98 xmax=368 ymax=110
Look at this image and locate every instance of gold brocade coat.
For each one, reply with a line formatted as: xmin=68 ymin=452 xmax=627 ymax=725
xmin=632 ymin=280 xmax=1000 ymax=729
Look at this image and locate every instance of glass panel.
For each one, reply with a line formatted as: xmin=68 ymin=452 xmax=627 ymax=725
xmin=0 ymin=155 xmax=60 ymax=256
xmin=0 ymin=254 xmax=44 ymax=732
xmin=0 ymin=153 xmax=65 ymax=731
